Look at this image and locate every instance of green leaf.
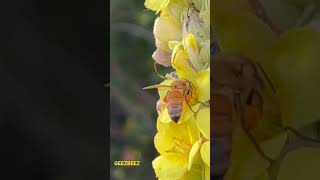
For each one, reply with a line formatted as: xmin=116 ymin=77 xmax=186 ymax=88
xmin=277 ymin=148 xmax=320 ymax=180
xmin=272 ymin=28 xmax=320 ymax=128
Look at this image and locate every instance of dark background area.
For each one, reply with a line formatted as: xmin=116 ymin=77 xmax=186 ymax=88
xmin=0 ymin=1 xmax=107 ymax=180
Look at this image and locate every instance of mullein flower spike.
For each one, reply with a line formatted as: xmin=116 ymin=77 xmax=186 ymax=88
xmin=145 ymin=0 xmax=210 ymax=179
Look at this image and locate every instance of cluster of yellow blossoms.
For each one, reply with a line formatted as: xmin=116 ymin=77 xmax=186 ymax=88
xmin=144 ymin=0 xmax=210 ymax=179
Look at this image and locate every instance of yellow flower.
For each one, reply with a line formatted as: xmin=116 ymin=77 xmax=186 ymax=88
xmin=170 ymin=34 xmax=209 ymax=73
xmin=153 ymin=153 xmax=188 ymax=180
xmin=182 ymin=6 xmax=209 ymax=46
xmin=145 ymin=0 xmax=171 ymax=13
xmin=153 ymin=118 xmax=203 ymax=180
xmin=154 ymin=13 xmax=182 ymax=46
xmin=155 ymin=67 xmax=209 ymax=124
xmin=200 ymin=141 xmax=210 ymax=166
xmin=145 ymin=1 xmax=210 ymax=179
xmin=152 ymin=11 xmax=182 ymax=66
xmin=183 ymin=33 xmax=201 ymax=70
xmin=152 ymin=48 xmax=172 ymax=67
xmin=196 ymin=107 xmax=210 ymax=139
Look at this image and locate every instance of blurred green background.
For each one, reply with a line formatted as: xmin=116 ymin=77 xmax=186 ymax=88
xmin=110 ymin=0 xmax=165 ymax=179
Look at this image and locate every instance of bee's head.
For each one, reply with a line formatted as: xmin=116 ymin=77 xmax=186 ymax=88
xmin=171 ymin=79 xmax=192 ymax=90
xmin=212 ymin=54 xmax=257 ymax=89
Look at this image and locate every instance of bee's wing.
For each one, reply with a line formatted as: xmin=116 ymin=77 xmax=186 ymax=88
xmin=142 ymin=84 xmax=171 ymax=90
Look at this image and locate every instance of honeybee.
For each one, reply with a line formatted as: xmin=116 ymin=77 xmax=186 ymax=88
xmin=211 ymin=54 xmax=277 ymax=177
xmin=143 ymin=79 xmax=194 ymax=123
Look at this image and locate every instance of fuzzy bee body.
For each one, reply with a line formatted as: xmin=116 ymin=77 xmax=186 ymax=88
xmin=144 ymin=79 xmax=193 ymax=123
xmin=212 ymin=54 xmax=266 ymax=177
xmin=164 ymin=91 xmax=184 ymax=122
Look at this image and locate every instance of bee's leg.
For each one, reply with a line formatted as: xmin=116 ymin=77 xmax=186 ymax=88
xmin=184 ymin=96 xmax=199 ymax=119
xmin=235 ymin=93 xmax=273 ymax=164
xmin=153 ymin=62 xmax=166 ymax=80
xmin=256 ymin=62 xmax=276 ymax=93
xmin=244 ymin=89 xmax=263 ymax=130
xmin=185 ymin=99 xmax=196 ymax=114
xmin=197 ymin=100 xmax=210 ymax=107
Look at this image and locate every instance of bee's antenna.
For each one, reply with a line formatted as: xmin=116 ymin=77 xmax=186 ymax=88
xmin=142 ymin=84 xmax=172 ymax=90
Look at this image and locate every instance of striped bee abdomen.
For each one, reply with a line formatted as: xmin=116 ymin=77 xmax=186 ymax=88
xmin=212 ymin=93 xmax=234 ymax=176
xmin=165 ymin=91 xmax=184 ymax=123
xmin=167 ymin=103 xmax=183 ymax=122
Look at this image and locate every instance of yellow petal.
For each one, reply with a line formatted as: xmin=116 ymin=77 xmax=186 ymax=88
xmin=205 ymin=165 xmax=210 ymax=180
xmin=200 ymin=141 xmax=210 ymax=166
xmin=187 ymin=118 xmax=200 ymax=144
xmin=272 ymin=29 xmax=320 ymax=128
xmin=156 ymin=118 xmax=200 ymax=155
xmin=254 ymin=171 xmax=269 ymax=180
xmin=157 ymin=119 xmax=196 ymax=147
xmin=154 ymin=131 xmax=175 ymax=154
xmin=154 ymin=15 xmax=182 ymax=43
xmin=188 ymin=139 xmax=201 ymax=171
xmin=158 ymin=107 xmax=172 ymax=124
xmin=183 ymin=34 xmax=200 ymax=70
xmin=278 ymin=148 xmax=320 ymax=180
xmin=152 ymin=48 xmax=172 ymax=67
xmin=178 ymin=103 xmax=200 ymax=124
xmin=195 ymin=68 xmax=210 ymax=102
xmin=153 ymin=153 xmax=188 ymax=180
xmin=168 ymin=40 xmax=181 ymax=51
xmin=178 ymin=165 xmax=203 ymax=180
xmin=172 ymin=49 xmax=197 ymax=81
xmin=162 ymin=0 xmax=187 ymax=24
xmin=156 ymin=38 xmax=171 ymax=52
xmin=224 ymin=129 xmax=269 ymax=180
xmin=195 ymin=108 xmax=210 ymax=139
xmin=156 ymin=100 xmax=166 ymax=115
xmin=158 ymin=79 xmax=173 ymax=100
xmin=183 ymin=33 xmax=198 ymax=54
xmin=145 ymin=0 xmax=170 ymax=13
